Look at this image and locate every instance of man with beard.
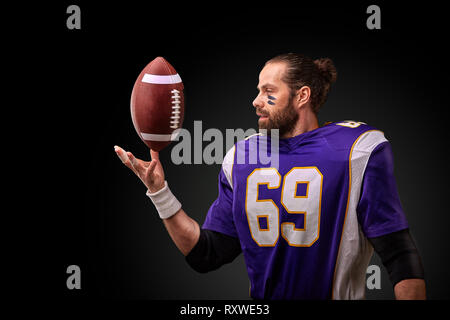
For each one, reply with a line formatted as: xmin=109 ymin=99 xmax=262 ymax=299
xmin=114 ymin=53 xmax=425 ymax=299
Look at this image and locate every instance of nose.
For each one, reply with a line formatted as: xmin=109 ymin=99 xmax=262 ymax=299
xmin=253 ymin=93 xmax=264 ymax=109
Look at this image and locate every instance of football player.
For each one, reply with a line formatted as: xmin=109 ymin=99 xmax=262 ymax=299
xmin=115 ymin=53 xmax=425 ymax=299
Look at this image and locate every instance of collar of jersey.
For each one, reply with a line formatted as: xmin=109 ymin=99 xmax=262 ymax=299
xmin=262 ymin=124 xmax=326 ymax=152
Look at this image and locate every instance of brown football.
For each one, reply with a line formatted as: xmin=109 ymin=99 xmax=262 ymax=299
xmin=130 ymin=57 xmax=185 ymax=151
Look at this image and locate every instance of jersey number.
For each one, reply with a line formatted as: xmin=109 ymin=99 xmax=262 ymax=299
xmin=245 ymin=167 xmax=323 ymax=247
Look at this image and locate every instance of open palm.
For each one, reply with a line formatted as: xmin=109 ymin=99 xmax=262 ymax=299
xmin=114 ymin=146 xmax=165 ymax=193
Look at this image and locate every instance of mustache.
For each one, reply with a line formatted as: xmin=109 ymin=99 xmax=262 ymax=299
xmin=256 ymin=109 xmax=269 ymax=117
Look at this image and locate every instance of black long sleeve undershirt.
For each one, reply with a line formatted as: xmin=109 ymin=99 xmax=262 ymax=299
xmin=185 ymin=228 xmax=242 ymax=273
xmin=368 ymin=228 xmax=425 ymax=286
xmin=186 ymin=227 xmax=425 ymax=288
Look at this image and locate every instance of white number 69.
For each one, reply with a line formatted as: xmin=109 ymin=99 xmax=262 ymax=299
xmin=245 ymin=167 xmax=323 ymax=247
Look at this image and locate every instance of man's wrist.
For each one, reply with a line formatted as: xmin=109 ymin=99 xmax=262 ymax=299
xmin=147 ymin=182 xmax=166 ymax=194
xmin=146 ymin=181 xmax=182 ymax=219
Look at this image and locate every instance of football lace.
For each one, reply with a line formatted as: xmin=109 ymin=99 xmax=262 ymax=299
xmin=170 ymin=89 xmax=181 ymax=129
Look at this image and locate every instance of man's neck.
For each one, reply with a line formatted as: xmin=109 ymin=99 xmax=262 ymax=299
xmin=282 ymin=111 xmax=319 ymax=139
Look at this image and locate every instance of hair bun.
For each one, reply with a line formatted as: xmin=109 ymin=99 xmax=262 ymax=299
xmin=314 ymin=58 xmax=337 ymax=84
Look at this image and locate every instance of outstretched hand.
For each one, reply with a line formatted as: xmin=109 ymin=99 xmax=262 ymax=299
xmin=114 ymin=146 xmax=165 ymax=193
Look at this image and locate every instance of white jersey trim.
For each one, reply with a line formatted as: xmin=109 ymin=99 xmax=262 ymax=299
xmin=222 ymin=145 xmax=236 ymax=189
xmin=332 ymin=130 xmax=388 ymax=300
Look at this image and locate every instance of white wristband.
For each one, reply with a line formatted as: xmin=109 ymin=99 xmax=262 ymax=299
xmin=146 ymin=181 xmax=182 ymax=219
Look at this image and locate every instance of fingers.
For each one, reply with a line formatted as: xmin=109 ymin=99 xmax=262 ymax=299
xmin=127 ymin=152 xmax=145 ymax=176
xmin=115 ymin=146 xmax=161 ymax=183
xmin=150 ymin=149 xmax=160 ymax=161
xmin=148 ymin=149 xmax=161 ymax=177
xmin=126 ymin=151 xmax=137 ymax=167
xmin=114 ymin=145 xmax=139 ymax=175
xmin=114 ymin=145 xmax=130 ymax=163
xmin=147 ymin=159 xmax=157 ymax=175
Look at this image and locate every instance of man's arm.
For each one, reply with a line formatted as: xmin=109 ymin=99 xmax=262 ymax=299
xmin=368 ymin=229 xmax=426 ymax=300
xmin=357 ymin=141 xmax=426 ymax=299
xmin=162 ymin=209 xmax=200 ymax=256
xmin=114 ymin=146 xmax=199 ymax=256
xmin=115 ymin=145 xmax=242 ymax=272
xmin=394 ymin=279 xmax=426 ymax=300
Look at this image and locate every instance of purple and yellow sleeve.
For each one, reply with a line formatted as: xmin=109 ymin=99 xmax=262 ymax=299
xmin=357 ymin=141 xmax=409 ymax=238
xmin=202 ymin=168 xmax=238 ymax=238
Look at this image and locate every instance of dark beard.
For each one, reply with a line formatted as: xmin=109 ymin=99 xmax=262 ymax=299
xmin=258 ymin=95 xmax=298 ymax=137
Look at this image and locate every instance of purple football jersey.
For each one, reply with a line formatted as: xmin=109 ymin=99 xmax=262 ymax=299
xmin=202 ymin=121 xmax=408 ymax=300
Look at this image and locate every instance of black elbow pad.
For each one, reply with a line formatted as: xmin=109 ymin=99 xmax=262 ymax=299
xmin=368 ymin=228 xmax=425 ymax=286
xmin=185 ymin=229 xmax=242 ymax=273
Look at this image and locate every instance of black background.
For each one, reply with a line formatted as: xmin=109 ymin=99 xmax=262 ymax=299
xmin=21 ymin=0 xmax=449 ymax=309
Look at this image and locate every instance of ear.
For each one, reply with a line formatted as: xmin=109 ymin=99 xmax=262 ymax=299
xmin=295 ymin=86 xmax=311 ymax=109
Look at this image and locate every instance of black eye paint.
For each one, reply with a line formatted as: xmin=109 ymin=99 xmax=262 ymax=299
xmin=267 ymin=95 xmax=276 ymax=105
